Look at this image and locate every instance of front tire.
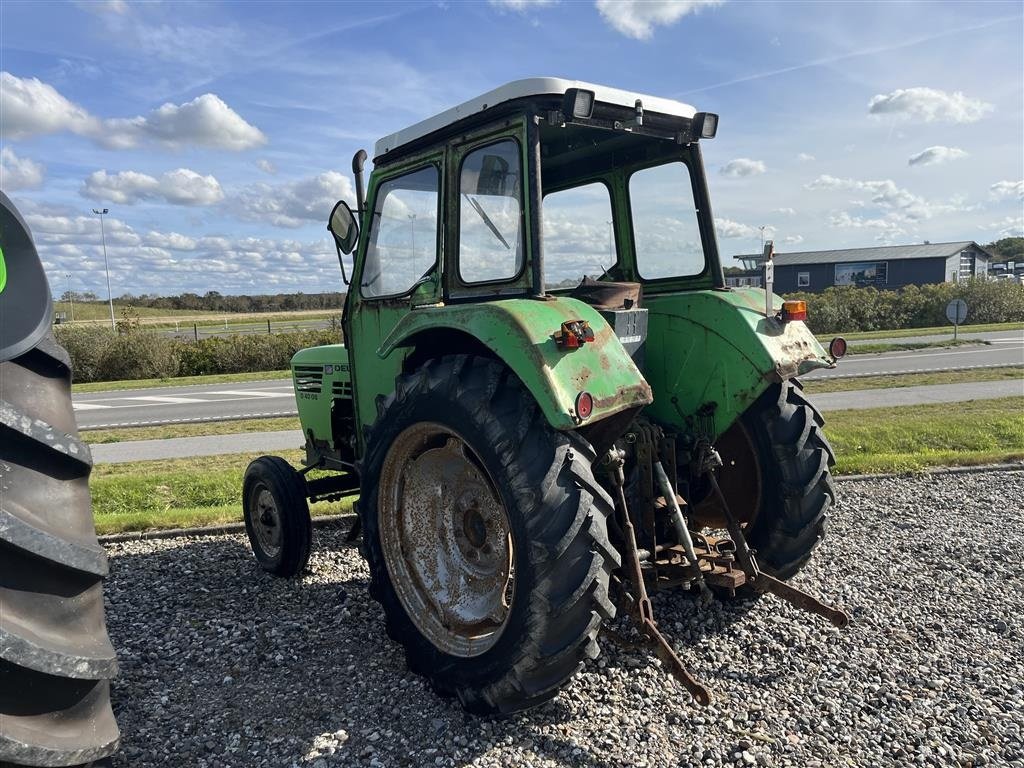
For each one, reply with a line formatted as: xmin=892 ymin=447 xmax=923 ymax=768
xmin=242 ymin=456 xmax=312 ymax=577
xmin=360 ymin=355 xmax=619 ymax=715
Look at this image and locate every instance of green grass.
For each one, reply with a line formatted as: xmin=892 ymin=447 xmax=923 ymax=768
xmin=83 ymin=417 xmax=301 ymax=444
xmin=825 ymin=396 xmax=1024 ymax=475
xmin=90 ymin=397 xmax=1024 ymax=534
xmin=802 ymin=366 xmax=1023 ymax=394
xmin=91 ymin=450 xmax=353 ymax=534
xmin=72 ymin=369 xmax=290 ymax=393
xmin=54 ymin=302 xmax=216 ymax=321
xmin=818 ymin=320 xmax=1023 ymax=342
xmin=844 ymin=339 xmax=985 ymax=355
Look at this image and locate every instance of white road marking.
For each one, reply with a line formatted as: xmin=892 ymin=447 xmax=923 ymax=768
xmin=72 ymin=402 xmax=113 ymax=410
xmin=205 ymin=389 xmax=292 ymax=398
xmin=124 ymin=395 xmax=209 ymax=404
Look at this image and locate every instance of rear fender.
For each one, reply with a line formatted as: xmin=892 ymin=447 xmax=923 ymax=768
xmin=643 ymin=288 xmax=833 ymax=441
xmin=378 ymin=297 xmax=652 ymax=431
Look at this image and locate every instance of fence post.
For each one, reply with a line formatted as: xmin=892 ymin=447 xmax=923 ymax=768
xmin=193 ymin=323 xmax=198 ymax=341
xmin=268 ymin=319 xmax=272 ymax=335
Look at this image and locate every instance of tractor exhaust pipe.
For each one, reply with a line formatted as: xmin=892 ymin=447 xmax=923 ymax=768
xmin=352 ymin=149 xmax=368 ymax=215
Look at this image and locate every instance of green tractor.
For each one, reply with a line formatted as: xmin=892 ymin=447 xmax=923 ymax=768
xmin=243 ymin=78 xmax=849 ymax=714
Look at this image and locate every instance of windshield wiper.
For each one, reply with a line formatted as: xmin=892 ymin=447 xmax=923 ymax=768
xmin=463 ymin=194 xmax=511 ymax=250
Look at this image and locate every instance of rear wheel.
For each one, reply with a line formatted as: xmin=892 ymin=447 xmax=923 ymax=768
xmin=360 ymin=355 xmax=619 ymax=714
xmin=243 ymin=456 xmax=312 ymax=577
xmin=0 ymin=335 xmax=120 ymax=766
xmin=693 ymin=380 xmax=836 ymax=579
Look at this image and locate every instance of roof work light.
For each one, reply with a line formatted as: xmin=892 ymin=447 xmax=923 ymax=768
xmin=692 ymin=112 xmax=719 ymax=139
xmin=564 ymin=88 xmax=596 ymax=119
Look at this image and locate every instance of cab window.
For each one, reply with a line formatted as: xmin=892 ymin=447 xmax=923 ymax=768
xmin=542 ymin=182 xmax=615 ymax=289
xmin=362 ymin=165 xmax=439 ymax=298
xmin=458 ymin=139 xmax=524 ymax=284
xmin=629 ymin=162 xmax=705 ymax=280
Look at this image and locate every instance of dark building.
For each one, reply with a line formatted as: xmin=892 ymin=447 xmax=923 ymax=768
xmin=732 ymin=241 xmax=993 ymax=293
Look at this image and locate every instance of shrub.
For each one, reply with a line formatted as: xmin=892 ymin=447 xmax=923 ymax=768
xmin=96 ymin=332 xmax=180 ymax=381
xmin=786 ymin=280 xmax=1024 ymax=334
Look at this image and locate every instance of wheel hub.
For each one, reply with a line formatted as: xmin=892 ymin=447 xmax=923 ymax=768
xmin=252 ymin=487 xmax=283 ymax=557
xmin=379 ymin=423 xmax=513 ymax=658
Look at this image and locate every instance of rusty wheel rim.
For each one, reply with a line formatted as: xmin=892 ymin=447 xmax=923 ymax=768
xmin=379 ymin=422 xmax=514 ymax=658
xmin=692 ymin=420 xmax=763 ymax=529
xmin=252 ymin=486 xmax=283 ymax=558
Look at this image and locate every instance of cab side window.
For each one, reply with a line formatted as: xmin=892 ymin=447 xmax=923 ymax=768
xmin=362 ymin=165 xmax=439 ymax=298
xmin=458 ymin=139 xmax=523 ymax=284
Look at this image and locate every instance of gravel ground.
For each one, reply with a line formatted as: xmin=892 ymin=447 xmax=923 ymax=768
xmin=103 ymin=469 xmax=1024 ymax=767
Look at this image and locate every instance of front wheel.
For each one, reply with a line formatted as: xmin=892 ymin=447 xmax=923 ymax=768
xmin=694 ymin=380 xmax=836 ymax=579
xmin=360 ymin=355 xmax=619 ymax=715
xmin=242 ymin=456 xmax=312 ymax=577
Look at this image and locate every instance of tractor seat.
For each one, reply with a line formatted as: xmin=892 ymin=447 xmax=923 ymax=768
xmin=569 ymin=276 xmax=642 ymax=310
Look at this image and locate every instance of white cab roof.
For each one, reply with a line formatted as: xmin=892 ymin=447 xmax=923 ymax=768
xmin=374 ymin=77 xmax=698 ymax=159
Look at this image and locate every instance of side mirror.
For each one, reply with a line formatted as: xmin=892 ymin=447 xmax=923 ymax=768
xmin=328 ymin=200 xmax=359 ymax=254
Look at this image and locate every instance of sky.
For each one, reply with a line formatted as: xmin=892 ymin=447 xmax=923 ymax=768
xmin=1 ymin=0 xmax=1022 ymax=298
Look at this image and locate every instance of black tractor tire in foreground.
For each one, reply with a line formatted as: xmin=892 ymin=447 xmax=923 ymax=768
xmin=740 ymin=379 xmax=837 ymax=579
xmin=242 ymin=456 xmax=312 ymax=578
xmin=0 ymin=335 xmax=120 ymax=766
xmin=360 ymin=355 xmax=619 ymax=715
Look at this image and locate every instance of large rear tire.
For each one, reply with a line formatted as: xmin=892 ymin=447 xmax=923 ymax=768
xmin=359 ymin=355 xmax=619 ymax=715
xmin=697 ymin=380 xmax=836 ymax=580
xmin=0 ymin=335 xmax=120 ymax=766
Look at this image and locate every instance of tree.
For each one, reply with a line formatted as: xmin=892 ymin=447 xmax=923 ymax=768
xmin=984 ymin=237 xmax=1024 ymax=263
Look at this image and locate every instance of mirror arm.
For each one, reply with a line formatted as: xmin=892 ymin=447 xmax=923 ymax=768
xmin=334 ymin=241 xmax=350 ymax=286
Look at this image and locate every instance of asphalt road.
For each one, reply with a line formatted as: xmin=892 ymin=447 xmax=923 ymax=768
xmin=73 ymin=340 xmax=1023 ymax=428
xmin=73 ymin=379 xmax=297 ymax=428
xmin=88 ymin=379 xmax=1023 ymax=463
xmin=806 ymin=339 xmax=1023 ymax=379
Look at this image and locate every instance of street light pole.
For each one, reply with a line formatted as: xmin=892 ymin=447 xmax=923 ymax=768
xmin=66 ymin=273 xmax=74 ymax=323
xmin=92 ymin=208 xmax=115 ymax=330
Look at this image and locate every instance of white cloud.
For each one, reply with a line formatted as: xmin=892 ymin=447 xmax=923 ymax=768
xmin=868 ymin=87 xmax=993 ymax=123
xmin=990 ymin=180 xmax=1024 ymax=200
xmin=987 ymin=216 xmax=1024 ymax=239
xmin=595 ymin=0 xmax=723 ymax=40
xmin=720 ymin=158 xmax=766 ymax=178
xmin=82 ymin=168 xmax=224 ymax=205
xmin=488 ymin=0 xmax=555 ymax=10
xmin=144 ymin=231 xmax=198 ymax=251
xmin=0 ymin=72 xmax=265 ymax=151
xmin=907 ymin=146 xmax=968 ymax=166
xmin=828 ymin=211 xmax=906 ymax=234
xmin=797 ymin=153 xmax=815 ymax=162
xmin=782 ymin=234 xmax=804 ymax=245
xmin=256 ymin=159 xmax=278 ymax=175
xmin=0 ymin=71 xmax=98 ymax=140
xmin=806 ymin=175 xmax=925 ymax=218
xmin=234 ymin=171 xmax=355 ymax=228
xmin=714 ymin=218 xmax=763 ymax=239
xmin=0 ymin=147 xmax=45 ymax=190
xmin=774 ymin=207 xmax=796 ymax=215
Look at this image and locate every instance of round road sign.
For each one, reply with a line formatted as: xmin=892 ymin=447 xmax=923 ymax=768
xmin=946 ymin=298 xmax=968 ymax=325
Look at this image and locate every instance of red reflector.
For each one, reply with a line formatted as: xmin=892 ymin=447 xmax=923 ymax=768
xmin=575 ymin=391 xmax=594 ymax=420
xmin=781 ymin=300 xmax=808 ymax=322
xmin=829 ymin=336 xmax=848 ymax=359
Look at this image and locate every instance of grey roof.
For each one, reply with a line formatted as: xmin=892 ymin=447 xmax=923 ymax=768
xmin=734 ymin=241 xmax=989 ymax=266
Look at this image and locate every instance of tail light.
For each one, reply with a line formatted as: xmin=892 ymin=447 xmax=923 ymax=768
xmin=554 ymin=320 xmax=595 ymax=349
xmin=781 ymin=300 xmax=807 ymax=322
xmin=829 ymin=337 xmax=848 ymax=359
xmin=575 ymin=391 xmax=594 ymax=420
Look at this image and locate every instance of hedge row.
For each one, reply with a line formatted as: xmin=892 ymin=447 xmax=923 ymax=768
xmin=54 ymin=327 xmax=339 ymax=384
xmin=783 ymin=280 xmax=1024 ymax=334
